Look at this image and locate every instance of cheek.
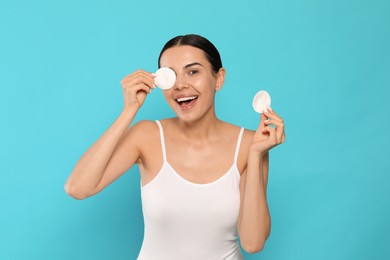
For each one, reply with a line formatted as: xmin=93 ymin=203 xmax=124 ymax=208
xmin=188 ymin=76 xmax=216 ymax=93
xmin=185 ymin=76 xmax=202 ymax=89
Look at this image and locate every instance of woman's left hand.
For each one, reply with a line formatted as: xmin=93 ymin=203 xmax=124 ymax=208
xmin=251 ymin=107 xmax=286 ymax=156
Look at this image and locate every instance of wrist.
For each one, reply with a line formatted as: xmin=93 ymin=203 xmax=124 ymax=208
xmin=248 ymin=151 xmax=264 ymax=163
xmin=122 ymin=105 xmax=139 ymax=116
xmin=249 ymin=144 xmax=267 ymax=158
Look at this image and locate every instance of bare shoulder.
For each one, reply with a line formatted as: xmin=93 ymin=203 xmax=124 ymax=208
xmin=120 ymin=120 xmax=160 ymax=167
xmin=129 ymin=119 xmax=158 ymax=133
xmin=237 ymin=127 xmax=256 ymax=175
xmin=122 ymin=120 xmax=160 ymax=160
xmin=221 ymin=121 xmax=255 ymax=141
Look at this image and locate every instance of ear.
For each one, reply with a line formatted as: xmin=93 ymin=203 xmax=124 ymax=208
xmin=215 ymin=68 xmax=226 ymax=91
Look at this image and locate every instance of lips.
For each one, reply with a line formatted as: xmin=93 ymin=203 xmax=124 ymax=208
xmin=174 ymin=95 xmax=199 ymax=110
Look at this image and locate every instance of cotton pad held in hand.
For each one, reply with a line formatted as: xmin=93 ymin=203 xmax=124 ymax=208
xmin=252 ymin=90 xmax=271 ymax=113
xmin=154 ymin=67 xmax=176 ymax=90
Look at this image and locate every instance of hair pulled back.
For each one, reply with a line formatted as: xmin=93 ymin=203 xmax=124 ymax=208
xmin=158 ymin=34 xmax=223 ymax=75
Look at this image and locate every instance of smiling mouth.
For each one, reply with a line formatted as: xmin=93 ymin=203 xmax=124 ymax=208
xmin=176 ymin=96 xmax=198 ymax=104
xmin=175 ymin=96 xmax=198 ymax=108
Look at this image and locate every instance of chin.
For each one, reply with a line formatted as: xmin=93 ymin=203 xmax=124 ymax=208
xmin=174 ymin=107 xmax=215 ymax=125
xmin=175 ymin=112 xmax=200 ymax=123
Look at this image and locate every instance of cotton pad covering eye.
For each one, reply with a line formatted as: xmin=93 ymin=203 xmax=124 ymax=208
xmin=252 ymin=90 xmax=271 ymax=113
xmin=154 ymin=67 xmax=176 ymax=90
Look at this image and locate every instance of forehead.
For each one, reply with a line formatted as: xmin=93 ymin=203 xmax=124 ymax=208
xmin=159 ymin=45 xmax=209 ymax=68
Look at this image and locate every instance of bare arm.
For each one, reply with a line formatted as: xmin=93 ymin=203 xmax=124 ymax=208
xmin=238 ymin=108 xmax=285 ymax=253
xmin=64 ymin=70 xmax=156 ymax=199
xmin=238 ymin=150 xmax=268 ymax=231
xmin=64 ymin=108 xmax=137 ymax=199
xmin=238 ymin=152 xmax=271 ymax=253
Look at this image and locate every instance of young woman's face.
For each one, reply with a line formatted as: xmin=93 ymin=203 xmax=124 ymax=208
xmin=159 ymin=45 xmax=225 ymax=122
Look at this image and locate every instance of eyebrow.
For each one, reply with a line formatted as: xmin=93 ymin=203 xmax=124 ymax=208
xmin=183 ymin=62 xmax=203 ymax=69
xmin=167 ymin=62 xmax=203 ymax=72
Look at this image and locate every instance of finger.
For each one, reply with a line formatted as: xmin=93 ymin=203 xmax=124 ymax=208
xmin=133 ymin=73 xmax=156 ymax=88
xmin=133 ymin=82 xmax=152 ymax=94
xmin=139 ymin=70 xmax=157 ymax=85
xmin=264 ymin=111 xmax=283 ymax=122
xmin=276 ymin=125 xmax=285 ymax=143
xmin=264 ymin=126 xmax=277 ymax=144
xmin=265 ymin=119 xmax=285 ymax=143
xmin=122 ymin=71 xmax=156 ymax=88
xmin=257 ymin=113 xmax=267 ymax=131
xmin=138 ymin=70 xmax=157 ymax=86
xmin=264 ymin=119 xmax=283 ymax=127
xmin=269 ymin=126 xmax=277 ymax=142
xmin=125 ymin=74 xmax=155 ymax=90
xmin=260 ymin=112 xmax=267 ymax=123
xmin=263 ymin=109 xmax=283 ymax=123
xmin=264 ymin=107 xmax=283 ymax=121
xmin=122 ymin=82 xmax=150 ymax=95
xmin=121 ymin=70 xmax=145 ymax=81
xmin=132 ymin=69 xmax=155 ymax=78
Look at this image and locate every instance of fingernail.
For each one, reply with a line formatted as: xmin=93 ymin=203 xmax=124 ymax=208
xmin=268 ymin=106 xmax=273 ymax=111
xmin=263 ymin=108 xmax=268 ymax=113
xmin=264 ymin=119 xmax=269 ymax=123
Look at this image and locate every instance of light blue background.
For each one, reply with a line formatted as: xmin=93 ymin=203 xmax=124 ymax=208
xmin=1 ymin=0 xmax=389 ymax=259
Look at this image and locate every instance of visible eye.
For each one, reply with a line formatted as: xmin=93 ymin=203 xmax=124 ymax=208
xmin=189 ymin=69 xmax=199 ymax=75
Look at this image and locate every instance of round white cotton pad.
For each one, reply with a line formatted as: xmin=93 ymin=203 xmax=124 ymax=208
xmin=154 ymin=67 xmax=176 ymax=90
xmin=252 ymin=90 xmax=271 ymax=113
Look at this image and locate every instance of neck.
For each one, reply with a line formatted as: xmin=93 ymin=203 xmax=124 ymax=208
xmin=175 ymin=106 xmax=221 ymax=140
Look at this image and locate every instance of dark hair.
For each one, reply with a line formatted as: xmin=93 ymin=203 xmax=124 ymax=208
xmin=158 ymin=34 xmax=223 ymax=75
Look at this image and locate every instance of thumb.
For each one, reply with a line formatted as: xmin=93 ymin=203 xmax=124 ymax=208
xmin=260 ymin=112 xmax=268 ymax=123
xmin=258 ymin=113 xmax=267 ymax=131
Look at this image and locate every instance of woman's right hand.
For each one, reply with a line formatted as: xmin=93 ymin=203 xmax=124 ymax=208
xmin=120 ymin=70 xmax=156 ymax=111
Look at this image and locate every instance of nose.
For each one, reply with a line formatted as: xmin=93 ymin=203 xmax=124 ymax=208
xmin=173 ymin=73 xmax=188 ymax=91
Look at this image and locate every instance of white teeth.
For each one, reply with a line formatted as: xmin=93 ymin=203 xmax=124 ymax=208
xmin=177 ymin=96 xmax=197 ymax=102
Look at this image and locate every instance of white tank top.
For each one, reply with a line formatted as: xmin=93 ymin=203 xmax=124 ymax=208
xmin=137 ymin=120 xmax=245 ymax=260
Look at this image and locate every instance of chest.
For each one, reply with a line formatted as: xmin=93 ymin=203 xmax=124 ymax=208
xmin=139 ymin=125 xmax=247 ymax=187
xmin=164 ymin=138 xmax=237 ymax=184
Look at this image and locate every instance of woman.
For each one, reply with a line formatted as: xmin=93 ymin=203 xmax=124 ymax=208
xmin=64 ymin=34 xmax=285 ymax=259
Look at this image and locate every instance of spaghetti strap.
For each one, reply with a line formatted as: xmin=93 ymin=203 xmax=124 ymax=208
xmin=155 ymin=120 xmax=167 ymax=162
xmin=234 ymin=127 xmax=244 ymax=165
